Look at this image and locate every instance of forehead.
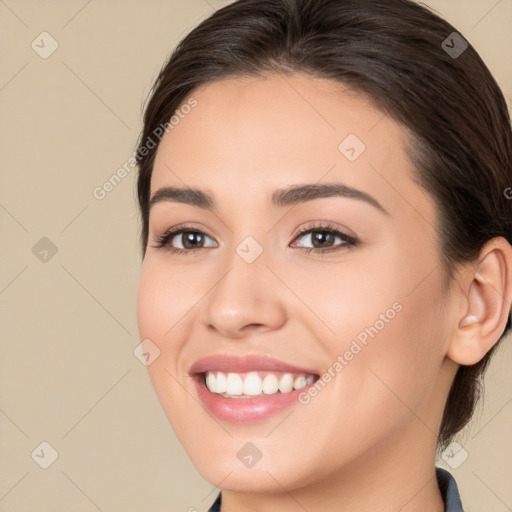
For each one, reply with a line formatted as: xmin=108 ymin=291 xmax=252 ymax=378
xmin=150 ymin=72 xmax=436 ymax=225
xmin=153 ymin=73 xmax=391 ymax=177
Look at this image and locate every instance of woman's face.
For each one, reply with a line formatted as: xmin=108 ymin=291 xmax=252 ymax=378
xmin=137 ymin=72 xmax=458 ymax=492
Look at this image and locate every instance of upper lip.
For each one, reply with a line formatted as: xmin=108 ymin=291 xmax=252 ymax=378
xmin=189 ymin=355 xmax=319 ymax=375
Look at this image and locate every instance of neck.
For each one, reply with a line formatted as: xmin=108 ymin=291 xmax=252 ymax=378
xmin=219 ymin=425 xmax=445 ymax=512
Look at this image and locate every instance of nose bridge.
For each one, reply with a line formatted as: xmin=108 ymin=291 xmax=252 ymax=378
xmin=199 ymin=232 xmax=286 ymax=337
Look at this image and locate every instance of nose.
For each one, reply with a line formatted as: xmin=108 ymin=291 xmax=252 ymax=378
xmin=199 ymin=248 xmax=287 ymax=339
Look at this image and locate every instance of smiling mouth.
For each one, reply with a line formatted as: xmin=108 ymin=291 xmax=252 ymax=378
xmin=202 ymin=371 xmax=318 ymax=398
xmin=190 ymin=355 xmax=321 ymax=422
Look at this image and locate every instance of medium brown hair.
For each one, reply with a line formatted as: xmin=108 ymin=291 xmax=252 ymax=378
xmin=136 ymin=0 xmax=512 ymax=449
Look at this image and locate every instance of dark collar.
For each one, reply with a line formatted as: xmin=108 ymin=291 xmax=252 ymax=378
xmin=208 ymin=492 xmax=221 ymax=512
xmin=207 ymin=467 xmax=463 ymax=511
xmin=436 ymin=467 xmax=464 ymax=511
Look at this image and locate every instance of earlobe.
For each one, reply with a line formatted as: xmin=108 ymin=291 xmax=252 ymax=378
xmin=447 ymin=237 xmax=512 ymax=366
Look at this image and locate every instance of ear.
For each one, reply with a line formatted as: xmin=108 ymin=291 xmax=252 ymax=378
xmin=447 ymin=236 xmax=512 ymax=366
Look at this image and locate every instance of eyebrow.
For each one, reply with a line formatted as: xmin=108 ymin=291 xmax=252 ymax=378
xmin=149 ymin=183 xmax=389 ymax=215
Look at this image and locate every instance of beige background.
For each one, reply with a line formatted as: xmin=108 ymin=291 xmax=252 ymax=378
xmin=0 ymin=1 xmax=511 ymax=510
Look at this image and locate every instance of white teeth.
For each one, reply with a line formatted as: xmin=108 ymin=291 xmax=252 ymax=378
xmin=294 ymin=375 xmax=306 ymax=390
xmin=243 ymin=372 xmax=262 ymax=395
xmin=204 ymin=371 xmax=316 ymax=396
xmin=216 ymin=371 xmax=227 ymax=393
xmin=226 ymin=373 xmax=243 ymax=395
xmin=278 ymin=373 xmax=294 ymax=393
xmin=206 ymin=372 xmax=216 ymax=391
xmin=262 ymin=374 xmax=279 ymax=394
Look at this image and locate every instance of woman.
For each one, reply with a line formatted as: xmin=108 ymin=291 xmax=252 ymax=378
xmin=135 ymin=0 xmax=512 ymax=510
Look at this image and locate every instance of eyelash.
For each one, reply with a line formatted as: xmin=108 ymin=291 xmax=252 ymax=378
xmin=151 ymin=222 xmax=359 ymax=256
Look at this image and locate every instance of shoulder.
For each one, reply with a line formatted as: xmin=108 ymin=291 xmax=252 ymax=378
xmin=207 ymin=471 xmax=463 ymax=512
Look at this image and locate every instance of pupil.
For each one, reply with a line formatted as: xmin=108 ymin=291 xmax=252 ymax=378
xmin=313 ymin=231 xmax=333 ymax=248
xmin=183 ymin=231 xmax=203 ymax=249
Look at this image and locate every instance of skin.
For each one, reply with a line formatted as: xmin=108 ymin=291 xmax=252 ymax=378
xmin=137 ymin=72 xmax=512 ymax=512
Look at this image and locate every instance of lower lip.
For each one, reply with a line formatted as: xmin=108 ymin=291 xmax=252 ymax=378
xmin=193 ymin=376 xmax=315 ymax=423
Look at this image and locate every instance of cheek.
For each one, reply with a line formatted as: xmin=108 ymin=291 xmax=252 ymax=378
xmin=292 ymin=247 xmax=447 ymax=422
xmin=283 ymin=251 xmax=400 ymax=344
xmin=136 ymin=257 xmax=203 ymax=339
xmin=136 ymin=262 xmax=188 ymax=396
xmin=328 ymin=270 xmax=448 ymax=435
xmin=136 ymin=262 xmax=196 ymax=441
xmin=137 ymin=261 xmax=165 ymax=337
xmin=134 ymin=240 xmax=448 ymax=488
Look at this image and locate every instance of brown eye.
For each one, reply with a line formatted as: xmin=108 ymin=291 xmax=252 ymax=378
xmin=153 ymin=226 xmax=217 ymax=253
xmin=291 ymin=224 xmax=358 ymax=254
xmin=179 ymin=231 xmax=207 ymax=249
